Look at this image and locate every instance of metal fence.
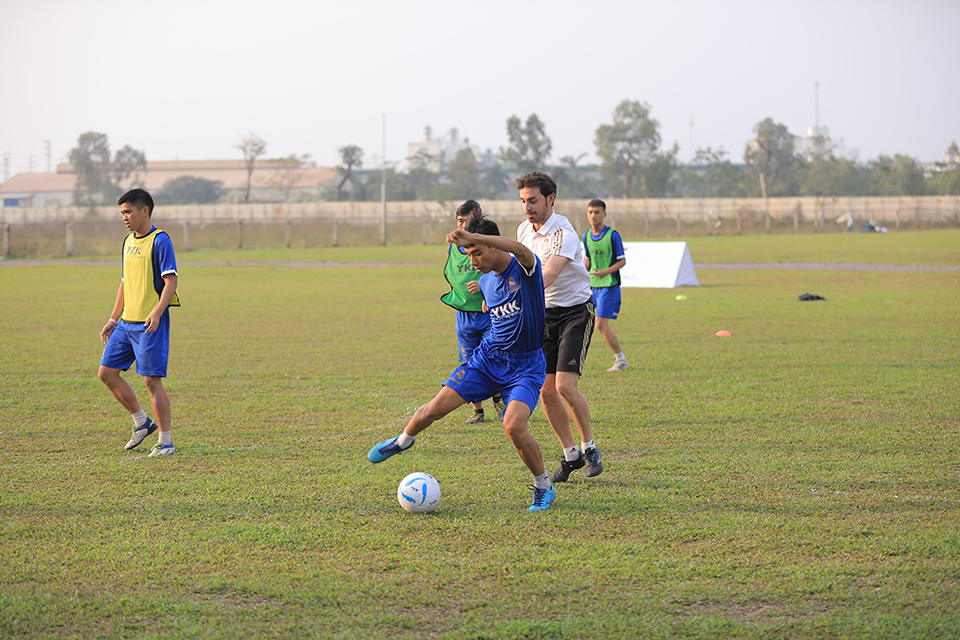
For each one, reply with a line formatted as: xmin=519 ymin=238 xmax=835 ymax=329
xmin=3 ymin=196 xmax=959 ymax=258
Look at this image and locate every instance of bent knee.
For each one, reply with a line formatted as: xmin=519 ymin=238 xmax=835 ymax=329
xmin=143 ymin=376 xmax=165 ymax=392
xmin=502 ymin=420 xmax=529 ymax=443
xmin=554 ymin=376 xmax=580 ymax=396
xmin=540 ymin=383 xmax=560 ymax=401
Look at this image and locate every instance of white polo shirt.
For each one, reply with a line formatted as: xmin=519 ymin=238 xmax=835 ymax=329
xmin=518 ymin=211 xmax=593 ymax=309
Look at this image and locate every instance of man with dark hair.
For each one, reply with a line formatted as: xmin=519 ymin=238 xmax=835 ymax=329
xmin=583 ymin=199 xmax=629 ymax=371
xmin=516 ymin=171 xmax=603 ymax=483
xmin=441 ymin=200 xmax=506 ymax=424
xmin=98 ymin=188 xmax=180 ymax=456
xmin=368 ymin=209 xmax=556 ymax=512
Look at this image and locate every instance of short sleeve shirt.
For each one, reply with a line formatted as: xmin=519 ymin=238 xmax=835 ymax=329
xmin=517 ymin=211 xmax=593 ymax=308
xmin=478 ymin=255 xmax=545 ymax=354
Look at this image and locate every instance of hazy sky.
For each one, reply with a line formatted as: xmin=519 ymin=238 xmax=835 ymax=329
xmin=2 ymin=0 xmax=958 ymax=178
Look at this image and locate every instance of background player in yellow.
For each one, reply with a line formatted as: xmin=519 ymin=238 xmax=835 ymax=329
xmin=98 ymin=189 xmax=180 ymax=456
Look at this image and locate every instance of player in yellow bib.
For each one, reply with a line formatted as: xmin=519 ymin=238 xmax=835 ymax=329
xmin=98 ymin=189 xmax=180 ymax=457
xmin=441 ymin=200 xmax=505 ymax=424
xmin=583 ymin=199 xmax=629 ymax=372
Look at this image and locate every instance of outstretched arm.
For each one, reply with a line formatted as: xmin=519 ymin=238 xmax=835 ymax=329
xmin=446 ymin=230 xmax=536 ymax=272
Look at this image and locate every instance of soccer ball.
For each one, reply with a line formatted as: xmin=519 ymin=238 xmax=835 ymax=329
xmin=397 ymin=472 xmax=441 ymax=514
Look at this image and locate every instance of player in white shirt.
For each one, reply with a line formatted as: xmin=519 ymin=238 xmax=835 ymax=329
xmin=516 ymin=171 xmax=603 ymax=482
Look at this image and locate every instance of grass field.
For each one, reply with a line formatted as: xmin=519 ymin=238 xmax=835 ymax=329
xmin=1 ymin=230 xmax=958 ymax=639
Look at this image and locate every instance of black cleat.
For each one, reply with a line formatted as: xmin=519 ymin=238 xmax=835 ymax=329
xmin=549 ymin=452 xmax=585 ymax=483
xmin=584 ymin=447 xmax=603 ymax=477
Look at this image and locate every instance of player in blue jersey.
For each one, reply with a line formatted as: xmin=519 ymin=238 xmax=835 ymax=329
xmin=583 ymin=199 xmax=630 ymax=372
xmin=442 ymin=200 xmax=506 ymax=424
xmin=368 ymin=209 xmax=556 ymax=511
xmin=98 ymin=189 xmax=180 ymax=457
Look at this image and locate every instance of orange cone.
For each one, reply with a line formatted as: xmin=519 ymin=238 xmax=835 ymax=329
xmin=715 ymin=330 xmax=732 ymax=337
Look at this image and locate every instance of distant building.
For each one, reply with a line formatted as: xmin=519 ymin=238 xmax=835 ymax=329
xmin=0 ymin=159 xmax=337 ymax=207
xmin=0 ymin=172 xmax=74 ymax=208
xmin=938 ymin=143 xmax=960 ymax=169
xmin=744 ymin=124 xmax=859 ymax=165
xmin=796 ymin=124 xmax=859 ymax=162
xmin=922 ymin=143 xmax=959 ymax=178
xmin=406 ymin=140 xmax=443 ymax=172
xmin=405 ymin=127 xmax=488 ymax=172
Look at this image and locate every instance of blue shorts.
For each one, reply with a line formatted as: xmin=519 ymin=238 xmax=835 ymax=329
xmin=456 ymin=310 xmax=490 ymax=362
xmin=100 ymin=315 xmax=171 ymax=377
xmin=443 ymin=346 xmax=546 ymax=415
xmin=592 ymin=286 xmax=622 ymax=320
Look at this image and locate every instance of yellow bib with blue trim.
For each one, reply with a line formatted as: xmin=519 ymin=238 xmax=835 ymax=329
xmin=121 ymin=229 xmax=180 ymax=322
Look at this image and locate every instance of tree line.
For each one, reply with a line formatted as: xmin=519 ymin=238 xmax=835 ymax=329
xmin=65 ymin=103 xmax=960 ymax=206
xmin=334 ymin=105 xmax=959 ymax=203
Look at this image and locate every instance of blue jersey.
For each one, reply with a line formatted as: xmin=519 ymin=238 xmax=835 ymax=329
xmin=478 ymin=255 xmax=545 ymax=354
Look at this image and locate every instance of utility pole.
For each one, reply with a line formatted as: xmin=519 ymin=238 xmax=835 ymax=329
xmin=2 ymin=152 xmax=9 ymax=183
xmin=44 ymin=140 xmax=51 ymax=172
xmin=380 ymin=113 xmax=387 ymax=246
xmin=815 ymin=81 xmax=820 ymax=129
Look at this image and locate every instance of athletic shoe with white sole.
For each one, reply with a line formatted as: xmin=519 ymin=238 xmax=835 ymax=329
xmin=607 ymin=360 xmax=631 ymax=372
xmin=148 ymin=442 xmax=175 ymax=457
xmin=527 ymin=485 xmax=557 ymax=512
xmin=584 ymin=447 xmax=604 ymax=477
xmin=124 ymin=417 xmax=158 ymax=450
xmin=367 ymin=436 xmax=413 ymax=463
xmin=465 ymin=409 xmax=485 ymax=424
xmin=549 ymin=452 xmax=585 ymax=483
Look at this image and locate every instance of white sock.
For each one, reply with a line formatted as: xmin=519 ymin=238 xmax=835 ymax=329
xmin=563 ymin=445 xmax=581 ymax=461
xmin=533 ymin=472 xmax=551 ymax=490
xmin=582 ymin=439 xmax=595 ymax=452
xmin=396 ymin=432 xmax=415 ymax=449
xmin=132 ymin=410 xmax=148 ymax=428
xmin=615 ymin=352 xmax=627 ymax=362
xmin=159 ymin=430 xmax=172 ymax=446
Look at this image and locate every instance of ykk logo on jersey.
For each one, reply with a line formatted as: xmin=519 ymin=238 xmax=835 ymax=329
xmin=489 ymin=300 xmax=520 ymax=320
xmin=126 ymin=244 xmax=143 ymax=256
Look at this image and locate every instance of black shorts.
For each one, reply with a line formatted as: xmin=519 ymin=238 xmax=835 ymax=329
xmin=543 ymin=300 xmax=596 ymax=375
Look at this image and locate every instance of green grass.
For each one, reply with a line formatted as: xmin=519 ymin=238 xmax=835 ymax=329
xmin=1 ymin=232 xmax=958 ymax=639
xmin=22 ymin=227 xmax=960 ymax=268
xmin=677 ymin=228 xmax=960 ymax=266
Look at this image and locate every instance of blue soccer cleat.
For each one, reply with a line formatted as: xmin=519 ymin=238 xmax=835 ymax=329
xmin=527 ymin=484 xmax=556 ymax=512
xmin=367 ymin=436 xmax=413 ymax=463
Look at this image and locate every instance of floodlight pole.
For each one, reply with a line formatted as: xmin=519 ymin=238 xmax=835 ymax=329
xmin=380 ymin=113 xmax=387 ymax=246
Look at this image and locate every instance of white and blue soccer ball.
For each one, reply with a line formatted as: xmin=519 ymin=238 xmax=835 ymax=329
xmin=397 ymin=472 xmax=441 ymax=514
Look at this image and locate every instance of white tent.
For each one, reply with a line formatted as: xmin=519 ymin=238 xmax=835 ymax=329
xmin=619 ymin=242 xmax=699 ymax=288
